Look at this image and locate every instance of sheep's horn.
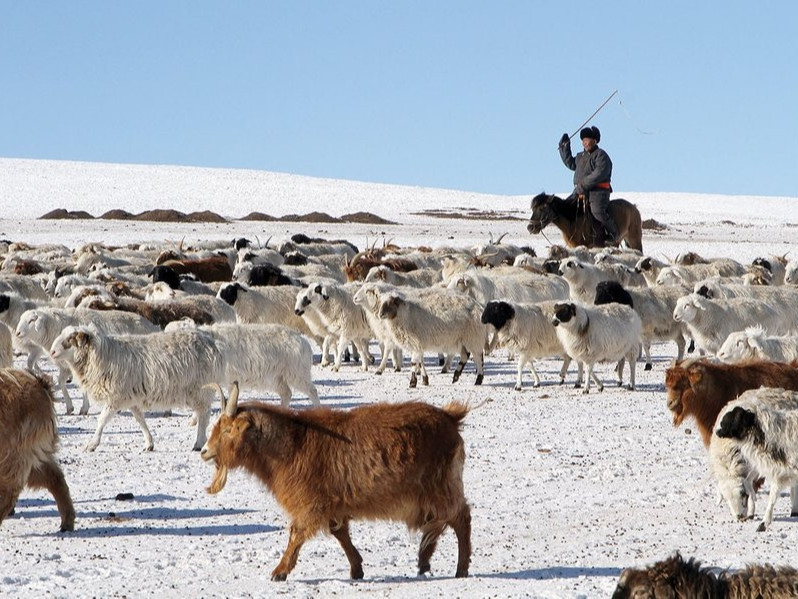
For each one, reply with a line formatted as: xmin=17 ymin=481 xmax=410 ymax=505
xmin=226 ymin=381 xmax=240 ymax=416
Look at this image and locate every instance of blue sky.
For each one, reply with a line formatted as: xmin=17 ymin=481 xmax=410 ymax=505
xmin=2 ymin=2 xmax=796 ymax=197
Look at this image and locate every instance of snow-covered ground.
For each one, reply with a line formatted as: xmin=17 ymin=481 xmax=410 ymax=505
xmin=1 ymin=158 xmax=797 ymax=598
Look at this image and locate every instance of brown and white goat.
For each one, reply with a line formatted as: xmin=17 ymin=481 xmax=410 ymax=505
xmin=665 ymin=359 xmax=798 ymax=447
xmin=201 ymin=383 xmax=471 ymax=581
xmin=0 ymin=369 xmax=75 ymax=532
xmin=613 ymin=551 xmax=798 ymax=598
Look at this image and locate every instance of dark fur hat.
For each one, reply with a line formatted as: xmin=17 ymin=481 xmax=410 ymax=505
xmin=580 ymin=126 xmax=600 ymax=142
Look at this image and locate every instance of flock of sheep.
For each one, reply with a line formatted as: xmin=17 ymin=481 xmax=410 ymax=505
xmin=2 ymin=231 xmax=798 ymax=589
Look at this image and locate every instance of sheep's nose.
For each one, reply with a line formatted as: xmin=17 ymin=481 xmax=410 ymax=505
xmin=294 ymin=309 xmax=303 ymax=316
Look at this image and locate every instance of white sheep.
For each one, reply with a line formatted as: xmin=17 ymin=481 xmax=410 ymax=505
xmin=49 ymin=325 xmax=225 ymax=452
xmin=374 ymin=286 xmax=487 ymax=387
xmin=352 ymin=282 xmax=404 ymax=374
xmin=714 ymin=387 xmax=798 ymax=531
xmin=593 ymin=280 xmax=690 ymax=370
xmin=557 ymin=258 xmax=626 ymax=304
xmin=672 ymin=293 xmax=794 ymax=355
xmin=717 ymin=326 xmax=798 ymax=364
xmin=293 ymin=282 xmax=373 ymax=372
xmin=633 ymin=255 xmax=670 ymax=288
xmin=15 ymin=307 xmax=160 ymax=415
xmin=551 ymin=302 xmax=642 ymax=393
xmin=216 ymin=282 xmax=322 ymax=346
xmin=0 ymin=274 xmax=49 ymax=302
xmin=480 ymin=299 xmax=578 ymax=389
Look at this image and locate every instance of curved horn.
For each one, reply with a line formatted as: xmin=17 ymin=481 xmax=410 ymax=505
xmin=264 ymin=235 xmax=272 ymax=249
xmin=225 ymin=381 xmax=240 ymax=416
xmin=495 ymin=232 xmax=509 ymax=245
xmin=178 ymin=237 xmax=185 ymax=253
xmin=255 ymin=235 xmax=262 ymax=249
xmin=488 ymin=231 xmax=494 ymax=245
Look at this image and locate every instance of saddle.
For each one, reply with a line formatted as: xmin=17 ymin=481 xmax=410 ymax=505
xmin=577 ymin=194 xmax=615 ymax=247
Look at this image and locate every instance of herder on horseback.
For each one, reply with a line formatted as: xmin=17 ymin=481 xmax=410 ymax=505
xmin=558 ymin=126 xmax=619 ymax=246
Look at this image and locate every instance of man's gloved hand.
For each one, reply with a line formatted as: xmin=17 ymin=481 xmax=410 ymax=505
xmin=559 ymin=133 xmax=570 ymax=147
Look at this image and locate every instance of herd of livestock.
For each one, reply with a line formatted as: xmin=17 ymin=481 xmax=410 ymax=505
xmin=3 ymin=232 xmax=798 ymax=589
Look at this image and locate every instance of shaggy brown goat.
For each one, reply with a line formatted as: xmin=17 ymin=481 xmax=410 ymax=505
xmin=159 ymin=256 xmax=233 ymax=283
xmin=0 ymin=369 xmax=75 ymax=532
xmin=613 ymin=551 xmax=798 ymax=598
xmin=13 ymin=259 xmax=44 ymax=276
xmin=343 ymin=250 xmax=417 ymax=282
xmin=665 ymin=359 xmax=798 ymax=447
xmin=202 ymin=383 xmax=471 ymax=581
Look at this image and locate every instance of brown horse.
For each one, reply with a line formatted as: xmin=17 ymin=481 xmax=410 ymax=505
xmin=526 ymin=192 xmax=643 ymax=252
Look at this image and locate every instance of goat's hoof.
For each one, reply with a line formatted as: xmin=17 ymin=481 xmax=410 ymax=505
xmin=60 ymin=521 xmax=75 ymax=533
xmin=644 ymin=364 xmax=653 ymax=371
xmin=143 ymin=445 xmax=154 ymax=452
xmin=791 ymin=511 xmax=798 ymax=517
xmin=374 ymin=370 xmax=383 ymax=376
xmin=438 ymin=357 xmax=445 ymax=366
xmin=84 ymin=443 xmax=98 ymax=452
xmin=474 ymin=374 xmax=483 ymax=385
xmin=597 ymin=385 xmax=604 ymax=393
xmin=573 ymin=383 xmax=582 ymax=389
xmin=514 ymin=385 xmax=522 ymax=391
xmin=409 ymin=377 xmax=417 ymax=389
xmin=422 ymin=375 xmax=430 ymax=386
xmin=626 ymin=384 xmax=635 ymax=391
xmin=452 ymin=373 xmax=461 ymax=383
xmin=65 ymin=407 xmax=74 ymax=415
xmin=756 ymin=522 xmax=767 ymax=532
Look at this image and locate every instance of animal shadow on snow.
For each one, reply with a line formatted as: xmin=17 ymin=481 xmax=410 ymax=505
xmin=479 ymin=565 xmax=623 ymax=581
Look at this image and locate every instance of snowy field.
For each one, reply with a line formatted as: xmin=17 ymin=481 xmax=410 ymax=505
xmin=1 ymin=158 xmax=797 ymax=598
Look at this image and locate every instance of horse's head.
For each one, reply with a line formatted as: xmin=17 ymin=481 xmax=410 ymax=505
xmin=527 ymin=193 xmax=556 ymax=234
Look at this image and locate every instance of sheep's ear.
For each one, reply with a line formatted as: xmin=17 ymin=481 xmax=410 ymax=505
xmin=225 ymin=381 xmax=239 ymax=416
xmin=74 ymin=331 xmax=90 ymax=348
xmin=32 ymin=314 xmax=44 ymax=332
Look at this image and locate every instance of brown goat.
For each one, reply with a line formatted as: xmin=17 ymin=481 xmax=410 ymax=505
xmin=0 ymin=369 xmax=75 ymax=532
xmin=13 ymin=259 xmax=44 ymax=276
xmin=202 ymin=383 xmax=471 ymax=581
xmin=344 ymin=250 xmax=418 ymax=282
xmin=665 ymin=359 xmax=798 ymax=447
xmin=159 ymin=256 xmax=232 ymax=283
xmin=613 ymin=552 xmax=798 ymax=598
xmin=84 ymin=297 xmax=214 ymax=329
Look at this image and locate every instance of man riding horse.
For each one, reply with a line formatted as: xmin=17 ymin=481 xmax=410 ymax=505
xmin=558 ymin=126 xmax=618 ymax=246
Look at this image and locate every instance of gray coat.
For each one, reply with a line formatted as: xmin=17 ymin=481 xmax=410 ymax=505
xmin=559 ymin=140 xmax=613 ymax=197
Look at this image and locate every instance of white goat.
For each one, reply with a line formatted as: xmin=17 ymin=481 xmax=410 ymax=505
xmin=673 ymin=293 xmax=794 ymax=355
xmin=480 ymin=299 xmax=577 ymax=389
xmin=714 ymin=387 xmax=798 ymax=531
xmin=655 ymin=259 xmax=746 ymax=287
xmin=447 ymin=268 xmax=569 ymax=306
xmin=178 ymin=322 xmax=319 ymax=407
xmin=15 ymin=307 xmax=160 ymax=415
xmin=49 ymin=325 xmax=224 ymax=452
xmin=551 ymin=302 xmax=642 ymax=393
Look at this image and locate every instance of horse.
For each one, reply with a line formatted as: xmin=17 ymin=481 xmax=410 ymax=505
xmin=526 ymin=192 xmax=643 ymax=252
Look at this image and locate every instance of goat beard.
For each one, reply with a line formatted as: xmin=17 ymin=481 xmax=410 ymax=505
xmin=207 ymin=465 xmax=228 ymax=494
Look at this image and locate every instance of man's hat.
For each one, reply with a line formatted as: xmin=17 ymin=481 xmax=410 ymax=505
xmin=579 ymin=126 xmax=600 ymax=142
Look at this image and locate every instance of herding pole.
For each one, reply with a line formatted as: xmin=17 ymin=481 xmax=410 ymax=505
xmin=559 ymin=89 xmax=619 ymax=147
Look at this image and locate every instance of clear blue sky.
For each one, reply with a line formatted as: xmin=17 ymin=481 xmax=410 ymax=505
xmin=2 ymin=2 xmax=796 ymax=197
